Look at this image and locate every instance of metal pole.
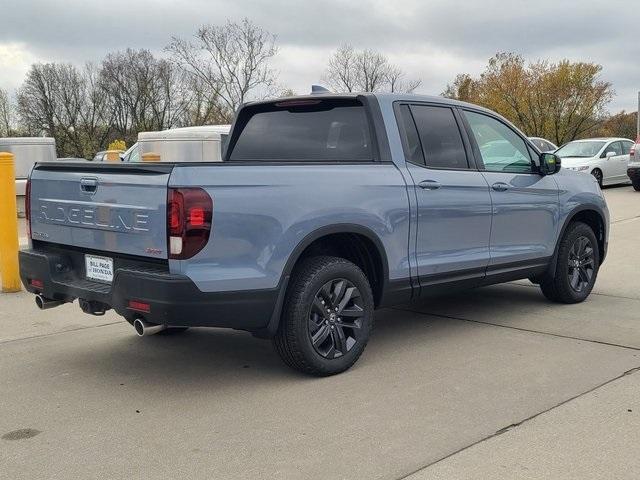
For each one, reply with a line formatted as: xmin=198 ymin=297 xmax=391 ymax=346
xmin=637 ymin=91 xmax=639 ymax=138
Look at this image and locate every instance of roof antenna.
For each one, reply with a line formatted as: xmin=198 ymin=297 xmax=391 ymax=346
xmin=311 ymin=85 xmax=331 ymax=94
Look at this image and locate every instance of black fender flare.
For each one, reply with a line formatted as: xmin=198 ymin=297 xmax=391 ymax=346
xmin=545 ymin=204 xmax=607 ymax=278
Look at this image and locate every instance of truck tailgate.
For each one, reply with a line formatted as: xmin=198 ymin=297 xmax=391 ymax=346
xmin=29 ymin=163 xmax=172 ymax=259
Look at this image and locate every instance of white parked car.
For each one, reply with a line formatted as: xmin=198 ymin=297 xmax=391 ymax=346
xmin=556 ymin=137 xmax=634 ymax=187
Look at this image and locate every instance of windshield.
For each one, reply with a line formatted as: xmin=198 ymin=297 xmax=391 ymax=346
xmin=555 ymin=141 xmax=605 ymax=158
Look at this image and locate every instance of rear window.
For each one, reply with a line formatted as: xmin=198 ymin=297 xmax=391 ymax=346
xmin=229 ymin=99 xmax=373 ymax=162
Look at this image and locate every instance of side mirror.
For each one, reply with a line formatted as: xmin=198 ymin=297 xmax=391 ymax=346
xmin=605 ymin=151 xmax=616 ymax=158
xmin=539 ymin=153 xmax=561 ymax=175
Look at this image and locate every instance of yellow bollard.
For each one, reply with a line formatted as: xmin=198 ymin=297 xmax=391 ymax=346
xmin=0 ymin=152 xmax=21 ymax=292
xmin=105 ymin=150 xmax=122 ymax=162
xmin=141 ymin=152 xmax=161 ymax=162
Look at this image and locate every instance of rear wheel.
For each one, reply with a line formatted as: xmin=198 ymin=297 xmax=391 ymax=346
xmin=273 ymin=256 xmax=374 ymax=376
xmin=540 ymin=221 xmax=599 ymax=303
xmin=591 ymin=168 xmax=603 ymax=187
xmin=633 ymin=181 xmax=640 ymax=192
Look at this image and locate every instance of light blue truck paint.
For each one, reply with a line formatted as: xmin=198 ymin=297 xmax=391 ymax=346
xmin=24 ymin=92 xmax=609 ymax=326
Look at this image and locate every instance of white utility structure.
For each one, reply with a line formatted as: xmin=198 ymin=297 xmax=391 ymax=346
xmin=0 ymin=137 xmax=56 ymax=216
xmin=134 ymin=125 xmax=231 ymax=163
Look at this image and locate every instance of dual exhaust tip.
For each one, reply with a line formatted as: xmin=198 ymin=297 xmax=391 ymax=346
xmin=35 ymin=295 xmax=166 ymax=337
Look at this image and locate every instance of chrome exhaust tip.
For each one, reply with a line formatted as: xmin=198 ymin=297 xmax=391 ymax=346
xmin=35 ymin=295 xmax=64 ymax=310
xmin=133 ymin=318 xmax=166 ymax=337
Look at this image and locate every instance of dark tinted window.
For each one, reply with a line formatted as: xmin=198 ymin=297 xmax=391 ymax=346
xmin=397 ymin=104 xmax=425 ymax=165
xmin=229 ymin=100 xmax=372 ymax=161
xmin=410 ymin=105 xmax=468 ymax=169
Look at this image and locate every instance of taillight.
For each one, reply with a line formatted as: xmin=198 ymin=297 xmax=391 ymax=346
xmin=167 ymin=187 xmax=213 ymax=259
xmin=25 ymin=177 xmax=31 ymax=238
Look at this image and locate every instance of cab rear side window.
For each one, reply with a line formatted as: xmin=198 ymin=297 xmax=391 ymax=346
xmin=228 ymin=99 xmax=373 ymax=162
xmin=396 ymin=104 xmax=469 ymax=170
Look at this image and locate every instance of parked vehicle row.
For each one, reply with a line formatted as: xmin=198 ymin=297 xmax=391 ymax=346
xmin=20 ymin=92 xmax=609 ymax=376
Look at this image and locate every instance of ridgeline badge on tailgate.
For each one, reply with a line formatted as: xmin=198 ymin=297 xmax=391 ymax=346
xmin=37 ymin=200 xmax=151 ymax=232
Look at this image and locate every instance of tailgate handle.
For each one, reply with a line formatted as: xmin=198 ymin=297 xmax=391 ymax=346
xmin=80 ymin=177 xmax=98 ymax=194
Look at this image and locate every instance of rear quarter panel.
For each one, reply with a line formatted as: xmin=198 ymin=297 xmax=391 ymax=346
xmin=168 ymin=163 xmax=411 ymax=292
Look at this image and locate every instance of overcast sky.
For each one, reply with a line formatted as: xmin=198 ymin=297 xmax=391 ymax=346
xmin=1 ymin=0 xmax=638 ymax=112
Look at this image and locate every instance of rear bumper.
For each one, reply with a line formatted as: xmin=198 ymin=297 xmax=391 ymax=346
xmin=19 ymin=248 xmax=278 ymax=332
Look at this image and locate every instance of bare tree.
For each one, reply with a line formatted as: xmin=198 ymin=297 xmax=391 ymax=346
xmin=0 ymin=87 xmax=13 ymax=136
xmin=323 ymin=44 xmax=421 ymax=93
xmin=167 ymin=18 xmax=278 ymax=121
xmin=18 ymin=62 xmax=113 ymax=157
xmin=100 ymin=49 xmax=190 ymax=145
xmin=325 ymin=44 xmax=359 ymax=92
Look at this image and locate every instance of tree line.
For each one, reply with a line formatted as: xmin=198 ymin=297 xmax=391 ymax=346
xmin=443 ymin=52 xmax=637 ymax=145
xmin=0 ymin=20 xmax=635 ymax=158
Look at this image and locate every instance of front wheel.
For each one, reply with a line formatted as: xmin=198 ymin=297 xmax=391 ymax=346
xmin=273 ymin=256 xmax=374 ymax=376
xmin=540 ymin=221 xmax=600 ymax=303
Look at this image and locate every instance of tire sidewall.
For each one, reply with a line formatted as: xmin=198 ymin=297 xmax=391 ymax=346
xmin=284 ymin=258 xmax=374 ymax=374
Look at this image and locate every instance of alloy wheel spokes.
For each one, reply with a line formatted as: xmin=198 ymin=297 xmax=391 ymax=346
xmin=308 ymin=278 xmax=364 ymax=359
xmin=567 ymin=235 xmax=595 ymax=293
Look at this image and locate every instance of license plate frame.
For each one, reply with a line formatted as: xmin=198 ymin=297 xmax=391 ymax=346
xmin=85 ymin=254 xmax=114 ymax=283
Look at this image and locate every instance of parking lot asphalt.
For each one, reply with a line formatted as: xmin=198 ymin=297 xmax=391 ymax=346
xmin=2 ymin=186 xmax=639 ymax=479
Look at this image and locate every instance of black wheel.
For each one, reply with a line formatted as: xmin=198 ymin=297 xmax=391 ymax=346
xmin=633 ymin=181 xmax=640 ymax=192
xmin=591 ymin=169 xmax=603 ymax=187
xmin=273 ymin=256 xmax=374 ymax=376
xmin=540 ymin=222 xmax=599 ymax=303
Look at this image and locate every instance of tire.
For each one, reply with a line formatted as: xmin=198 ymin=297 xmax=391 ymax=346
xmin=540 ymin=221 xmax=600 ymax=304
xmin=273 ymin=256 xmax=374 ymax=376
xmin=633 ymin=181 xmax=640 ymax=192
xmin=591 ymin=169 xmax=603 ymax=187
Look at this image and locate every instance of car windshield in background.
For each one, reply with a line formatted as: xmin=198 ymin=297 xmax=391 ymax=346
xmin=555 ymin=141 xmax=605 ymax=158
xmin=229 ymin=99 xmax=372 ymax=162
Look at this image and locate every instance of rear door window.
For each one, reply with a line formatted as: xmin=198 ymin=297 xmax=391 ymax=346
xmin=229 ymin=99 xmax=373 ymax=162
xmin=409 ymin=105 xmax=469 ymax=169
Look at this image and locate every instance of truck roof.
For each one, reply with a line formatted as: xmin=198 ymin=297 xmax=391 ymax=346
xmin=243 ymin=92 xmax=498 ymax=117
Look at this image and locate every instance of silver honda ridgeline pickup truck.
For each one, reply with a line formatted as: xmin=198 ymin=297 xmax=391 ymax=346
xmin=20 ymin=93 xmax=609 ymax=376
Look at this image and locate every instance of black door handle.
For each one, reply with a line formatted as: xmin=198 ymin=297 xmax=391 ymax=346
xmin=491 ymin=182 xmax=509 ymax=192
xmin=418 ymin=180 xmax=441 ymax=190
